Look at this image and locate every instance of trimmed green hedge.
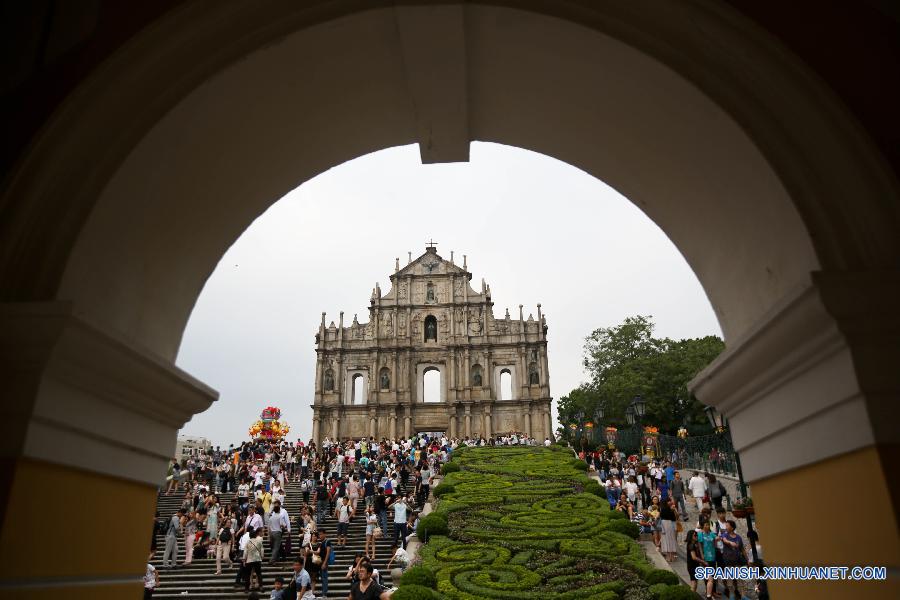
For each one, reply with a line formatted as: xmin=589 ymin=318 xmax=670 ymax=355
xmin=644 ymin=569 xmax=680 ymax=586
xmin=417 ymin=512 xmax=449 ymax=538
xmin=395 ymin=447 xmax=656 ymax=599
xmin=605 ymin=519 xmax=640 ymax=539
xmin=432 ymin=483 xmax=455 ymax=497
xmin=400 ymin=566 xmax=438 ymax=589
xmin=390 ymin=584 xmax=442 ymax=600
xmin=441 ymin=461 xmax=461 ymax=475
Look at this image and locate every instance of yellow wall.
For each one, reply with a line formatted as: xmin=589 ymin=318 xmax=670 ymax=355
xmin=0 ymin=458 xmax=156 ymax=594
xmin=753 ymin=446 xmax=899 ymax=598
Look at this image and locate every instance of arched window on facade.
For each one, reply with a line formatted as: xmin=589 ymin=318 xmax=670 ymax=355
xmin=471 ymin=364 xmax=483 ymax=387
xmin=424 ymin=315 xmax=437 ymax=342
xmin=352 ymin=373 xmax=365 ymax=405
xmin=424 ymin=367 xmax=441 ymax=403
xmin=500 ymin=369 xmax=513 ymax=400
xmin=379 ymin=367 xmax=391 ymax=390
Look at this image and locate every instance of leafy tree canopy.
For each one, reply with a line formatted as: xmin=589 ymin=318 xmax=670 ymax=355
xmin=559 ymin=316 xmax=724 ymax=435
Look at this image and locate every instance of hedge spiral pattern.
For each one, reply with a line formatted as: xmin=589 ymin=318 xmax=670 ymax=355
xmin=403 ymin=446 xmax=686 ymax=599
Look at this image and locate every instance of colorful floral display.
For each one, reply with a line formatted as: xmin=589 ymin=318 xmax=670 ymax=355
xmin=247 ymin=406 xmax=290 ymax=440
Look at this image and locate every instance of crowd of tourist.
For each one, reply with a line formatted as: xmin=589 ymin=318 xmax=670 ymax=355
xmin=149 ymin=432 xmax=543 ymax=599
xmin=579 ymin=448 xmax=767 ymax=600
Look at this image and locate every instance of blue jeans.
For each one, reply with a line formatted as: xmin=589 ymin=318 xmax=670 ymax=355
xmin=320 ymin=568 xmax=329 ymax=594
xmin=378 ymin=510 xmax=388 ymax=535
xmin=316 ymin=502 xmax=327 ymax=525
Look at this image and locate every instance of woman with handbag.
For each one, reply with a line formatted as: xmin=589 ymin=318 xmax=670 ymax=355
xmin=659 ymin=500 xmax=678 ymax=562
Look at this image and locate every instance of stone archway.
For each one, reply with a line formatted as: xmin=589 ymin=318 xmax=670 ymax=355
xmin=1 ymin=3 xmax=897 ymax=599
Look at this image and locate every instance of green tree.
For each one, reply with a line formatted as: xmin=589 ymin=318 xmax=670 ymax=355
xmin=559 ymin=316 xmax=724 ymax=436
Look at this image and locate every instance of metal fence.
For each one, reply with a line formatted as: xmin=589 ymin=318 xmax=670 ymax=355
xmin=574 ymin=428 xmax=738 ymax=477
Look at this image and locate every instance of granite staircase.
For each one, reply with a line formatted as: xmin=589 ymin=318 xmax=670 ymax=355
xmin=150 ymin=479 xmax=420 ymax=598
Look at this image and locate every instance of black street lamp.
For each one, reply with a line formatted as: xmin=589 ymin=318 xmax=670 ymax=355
xmin=575 ymin=410 xmax=585 ymax=448
xmin=593 ymin=406 xmax=604 ymax=445
xmin=704 ymin=405 xmax=759 ymax=564
xmin=625 ymin=405 xmax=635 ymax=426
xmin=632 ymin=395 xmax=646 ymax=419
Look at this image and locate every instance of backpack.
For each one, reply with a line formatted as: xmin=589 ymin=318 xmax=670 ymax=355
xmin=219 ymin=528 xmax=232 ymax=543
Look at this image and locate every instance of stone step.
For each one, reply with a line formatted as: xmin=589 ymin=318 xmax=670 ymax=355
xmin=150 ymin=482 xmax=422 ymax=599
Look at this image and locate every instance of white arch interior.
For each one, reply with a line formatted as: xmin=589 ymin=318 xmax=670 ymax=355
xmin=423 ymin=368 xmax=441 ymax=404
xmin=499 ymin=369 xmax=513 ymax=401
xmin=352 ymin=374 xmax=365 ymax=406
xmin=55 ymin=4 xmax=819 ymax=364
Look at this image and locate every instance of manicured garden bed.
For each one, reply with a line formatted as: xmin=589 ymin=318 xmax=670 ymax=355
xmin=397 ymin=446 xmax=688 ymax=599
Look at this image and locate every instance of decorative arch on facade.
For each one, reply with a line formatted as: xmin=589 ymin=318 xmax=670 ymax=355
xmin=499 ymin=368 xmax=513 ymax=400
xmin=471 ymin=363 xmax=483 ymax=387
xmin=423 ymin=366 xmax=441 ymax=403
xmin=424 ymin=315 xmax=437 ymax=342
xmin=350 ymin=372 xmax=366 ymax=405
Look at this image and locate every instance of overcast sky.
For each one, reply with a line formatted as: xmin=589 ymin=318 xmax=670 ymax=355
xmin=176 ymin=143 xmax=721 ymax=446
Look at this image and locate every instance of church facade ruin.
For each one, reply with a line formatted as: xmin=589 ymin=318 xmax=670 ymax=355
xmin=311 ymin=245 xmax=553 ymax=442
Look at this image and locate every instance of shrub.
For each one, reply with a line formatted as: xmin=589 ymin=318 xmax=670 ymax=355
xmin=584 ymin=480 xmax=603 ymax=497
xmin=606 ymin=509 xmax=628 ymax=520
xmin=648 ymin=583 xmax=669 ymax=599
xmin=570 ymin=458 xmax=589 ymax=470
xmin=400 ymin=566 xmax=437 ymax=589
xmin=604 ymin=518 xmax=640 ymax=539
xmin=432 ymin=483 xmax=455 ymax=497
xmin=418 ymin=512 xmax=449 ymax=538
xmin=441 ymin=462 xmax=460 ymax=475
xmin=391 ymin=584 xmax=441 ymax=600
xmin=658 ymin=584 xmax=697 ymax=600
xmin=644 ymin=569 xmax=680 ymax=586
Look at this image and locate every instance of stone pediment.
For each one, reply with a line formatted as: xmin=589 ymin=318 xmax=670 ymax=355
xmin=394 ymin=248 xmax=469 ymax=279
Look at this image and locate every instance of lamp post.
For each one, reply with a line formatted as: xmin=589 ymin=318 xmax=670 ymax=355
xmin=705 ymin=405 xmax=759 ymax=564
xmin=593 ymin=406 xmax=604 ymax=446
xmin=626 ymin=396 xmax=646 ymax=457
xmin=575 ymin=410 xmax=585 ymax=449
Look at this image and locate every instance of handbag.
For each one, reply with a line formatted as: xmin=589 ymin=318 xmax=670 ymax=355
xmin=373 ymin=526 xmax=383 ymax=539
xmin=311 ymin=552 xmax=322 ymax=566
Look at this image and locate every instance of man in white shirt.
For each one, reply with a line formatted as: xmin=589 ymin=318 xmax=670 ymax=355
xmin=544 ymin=438 xmax=551 ymax=447
xmin=624 ymin=477 xmax=639 ymax=506
xmin=240 ymin=505 xmax=264 ymax=538
xmin=386 ymin=545 xmax=409 ymax=580
xmin=144 ymin=552 xmax=159 ymax=598
xmin=233 ymin=525 xmax=252 ymax=588
xmin=267 ymin=500 xmax=290 ymax=564
xmin=688 ymin=471 xmax=708 ymax=511
xmin=390 ymin=496 xmax=409 ymax=550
